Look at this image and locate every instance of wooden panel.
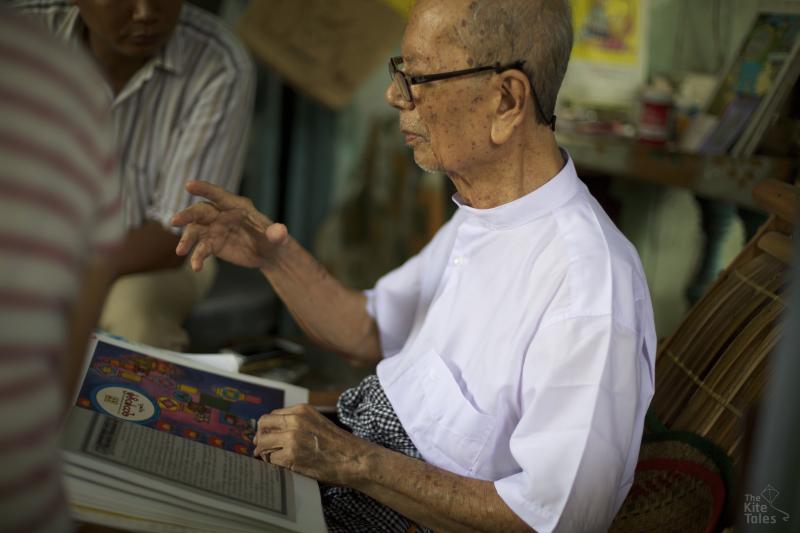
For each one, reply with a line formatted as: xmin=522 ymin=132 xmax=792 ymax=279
xmin=753 ymin=179 xmax=800 ymax=222
xmin=237 ymin=0 xmax=404 ymax=109
xmin=758 ymin=231 xmax=794 ymax=263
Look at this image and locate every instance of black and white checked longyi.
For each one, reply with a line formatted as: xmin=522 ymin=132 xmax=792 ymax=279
xmin=321 ymin=375 xmax=433 ymax=533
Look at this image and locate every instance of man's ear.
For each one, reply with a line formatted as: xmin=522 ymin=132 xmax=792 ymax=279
xmin=490 ymin=70 xmax=530 ymax=145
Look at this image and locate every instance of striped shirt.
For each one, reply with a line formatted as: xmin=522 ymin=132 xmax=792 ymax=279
xmin=16 ymin=0 xmax=256 ymax=231
xmin=0 ymin=7 xmax=123 ymax=532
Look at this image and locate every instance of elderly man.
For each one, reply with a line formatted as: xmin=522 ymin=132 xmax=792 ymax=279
xmin=172 ymin=0 xmax=655 ymax=531
xmin=17 ymin=0 xmax=254 ymax=350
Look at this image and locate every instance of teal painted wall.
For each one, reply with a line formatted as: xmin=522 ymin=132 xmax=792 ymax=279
xmin=647 ymin=0 xmax=769 ymax=78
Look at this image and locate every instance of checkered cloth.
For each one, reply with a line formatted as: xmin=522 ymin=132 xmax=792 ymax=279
xmin=321 ymin=375 xmax=433 ymax=533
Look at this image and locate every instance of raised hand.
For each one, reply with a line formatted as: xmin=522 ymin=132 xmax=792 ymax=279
xmin=171 ymin=180 xmax=289 ymax=272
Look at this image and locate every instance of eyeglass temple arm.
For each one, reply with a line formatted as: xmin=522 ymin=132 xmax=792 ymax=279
xmin=530 ymin=89 xmax=556 ymax=131
xmin=407 ymin=62 xmax=556 ymax=131
xmin=408 ymin=65 xmax=498 ymax=85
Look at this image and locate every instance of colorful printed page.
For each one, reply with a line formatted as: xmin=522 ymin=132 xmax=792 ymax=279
xmin=75 ymin=335 xmax=306 ymax=458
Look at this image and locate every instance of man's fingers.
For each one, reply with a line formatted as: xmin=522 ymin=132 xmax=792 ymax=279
xmin=257 ymin=413 xmax=299 ymax=433
xmin=269 ymin=404 xmax=309 ymax=416
xmin=189 ymin=240 xmax=213 ymax=272
xmin=253 ymin=431 xmax=284 ymax=456
xmin=185 ymin=180 xmax=250 ymax=211
xmin=265 ymin=223 xmax=288 ymax=246
xmin=175 ymin=223 xmax=202 ymax=257
xmin=171 ymin=201 xmax=221 ymax=228
xmin=266 ymin=448 xmax=293 ymax=471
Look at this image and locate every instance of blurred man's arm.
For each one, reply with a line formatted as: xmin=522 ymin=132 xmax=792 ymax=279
xmin=64 ymin=257 xmax=117 ymax=400
xmin=113 ymin=221 xmax=183 ymax=276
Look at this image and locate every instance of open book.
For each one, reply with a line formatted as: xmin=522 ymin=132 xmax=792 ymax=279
xmin=60 ymin=333 xmax=327 ymax=532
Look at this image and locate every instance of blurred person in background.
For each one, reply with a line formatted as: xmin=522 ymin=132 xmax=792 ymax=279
xmin=16 ymin=0 xmax=255 ymax=350
xmin=0 ymin=7 xmax=123 ymax=530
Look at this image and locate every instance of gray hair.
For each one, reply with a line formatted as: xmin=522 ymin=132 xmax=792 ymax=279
xmin=449 ymin=0 xmax=573 ymax=126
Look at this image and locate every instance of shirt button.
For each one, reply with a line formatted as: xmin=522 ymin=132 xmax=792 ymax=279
xmin=453 ymin=257 xmax=464 ymax=266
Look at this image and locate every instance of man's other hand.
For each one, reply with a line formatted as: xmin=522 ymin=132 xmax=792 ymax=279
xmin=253 ymin=404 xmax=371 ymax=487
xmin=171 ymin=180 xmax=289 ymax=272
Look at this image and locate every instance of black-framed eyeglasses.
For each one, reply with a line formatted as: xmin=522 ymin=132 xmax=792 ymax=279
xmin=388 ymin=56 xmax=555 ymax=130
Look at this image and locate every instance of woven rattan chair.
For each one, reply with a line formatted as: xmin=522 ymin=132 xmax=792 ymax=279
xmin=649 ymin=179 xmax=797 ymax=464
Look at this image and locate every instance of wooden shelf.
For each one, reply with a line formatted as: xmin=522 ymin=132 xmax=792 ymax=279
xmin=559 ymin=133 xmax=796 ymax=209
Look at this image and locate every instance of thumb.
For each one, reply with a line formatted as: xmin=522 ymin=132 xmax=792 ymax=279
xmin=266 ymin=223 xmax=289 ymax=246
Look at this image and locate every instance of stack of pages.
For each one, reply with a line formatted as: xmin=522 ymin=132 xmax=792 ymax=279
xmin=61 ymin=333 xmax=326 ymax=532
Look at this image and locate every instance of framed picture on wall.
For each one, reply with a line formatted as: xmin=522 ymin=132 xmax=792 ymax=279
xmin=702 ymin=0 xmax=800 ymax=157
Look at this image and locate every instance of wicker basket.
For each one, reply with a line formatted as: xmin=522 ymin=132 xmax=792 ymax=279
xmin=610 ymin=435 xmax=729 ymax=533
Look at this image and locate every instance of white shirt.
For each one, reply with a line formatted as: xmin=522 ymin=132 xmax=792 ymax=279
xmin=16 ymin=1 xmax=255 ymax=231
xmin=367 ymin=154 xmax=656 ymax=533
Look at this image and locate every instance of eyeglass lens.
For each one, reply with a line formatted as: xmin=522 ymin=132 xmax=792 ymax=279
xmin=389 ymin=59 xmax=413 ymax=102
xmin=393 ymin=72 xmax=412 ymax=102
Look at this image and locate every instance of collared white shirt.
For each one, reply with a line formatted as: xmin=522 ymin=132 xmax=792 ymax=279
xmin=16 ymin=1 xmax=255 ymax=231
xmin=367 ymin=154 xmax=656 ymax=533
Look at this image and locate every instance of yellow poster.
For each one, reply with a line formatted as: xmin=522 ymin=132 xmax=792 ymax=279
xmin=381 ymin=0 xmax=416 ymax=18
xmin=571 ymin=0 xmax=639 ymax=64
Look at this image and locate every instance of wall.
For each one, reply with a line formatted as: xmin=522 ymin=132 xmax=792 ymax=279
xmin=648 ymin=0 xmax=763 ymax=78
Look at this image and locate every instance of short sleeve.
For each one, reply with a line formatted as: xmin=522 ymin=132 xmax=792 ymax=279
xmin=495 ymin=316 xmax=652 ymax=533
xmin=151 ymin=58 xmax=255 ymax=231
xmin=364 ymin=253 xmax=423 ymax=358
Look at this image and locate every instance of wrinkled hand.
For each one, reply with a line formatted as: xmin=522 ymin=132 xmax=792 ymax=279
xmin=171 ymin=180 xmax=289 ymax=272
xmin=253 ymin=404 xmax=372 ymax=487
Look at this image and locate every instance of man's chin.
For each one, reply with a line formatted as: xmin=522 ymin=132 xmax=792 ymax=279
xmin=412 ymin=157 xmax=440 ymax=174
xmin=410 ymin=148 xmax=441 ymax=174
xmin=120 ymin=40 xmax=165 ymax=59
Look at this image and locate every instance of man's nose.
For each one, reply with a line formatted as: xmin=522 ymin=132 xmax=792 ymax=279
xmin=131 ymin=0 xmax=158 ymax=23
xmin=385 ymin=80 xmax=414 ymax=111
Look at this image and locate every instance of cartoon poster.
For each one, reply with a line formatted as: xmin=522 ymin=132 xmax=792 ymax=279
xmin=76 ymin=340 xmax=285 ymax=458
xmin=381 ymin=0 xmax=415 ymax=18
xmin=558 ymin=0 xmax=646 ymax=106
xmin=572 ymin=0 xmax=640 ymax=65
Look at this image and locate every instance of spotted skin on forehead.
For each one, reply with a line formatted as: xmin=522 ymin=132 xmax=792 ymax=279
xmin=398 ymin=0 xmax=504 ymax=180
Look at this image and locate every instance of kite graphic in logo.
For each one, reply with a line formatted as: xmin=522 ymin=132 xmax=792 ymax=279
xmin=744 ymin=484 xmax=791 ymax=525
xmin=91 ymin=385 xmax=159 ymax=424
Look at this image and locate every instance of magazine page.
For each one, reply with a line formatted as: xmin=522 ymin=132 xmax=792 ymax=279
xmin=62 ymin=334 xmax=326 ymax=532
xmin=74 ymin=334 xmax=307 ymax=456
xmin=64 ymin=470 xmax=277 ymax=533
xmin=64 ymin=460 xmax=300 ymax=533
